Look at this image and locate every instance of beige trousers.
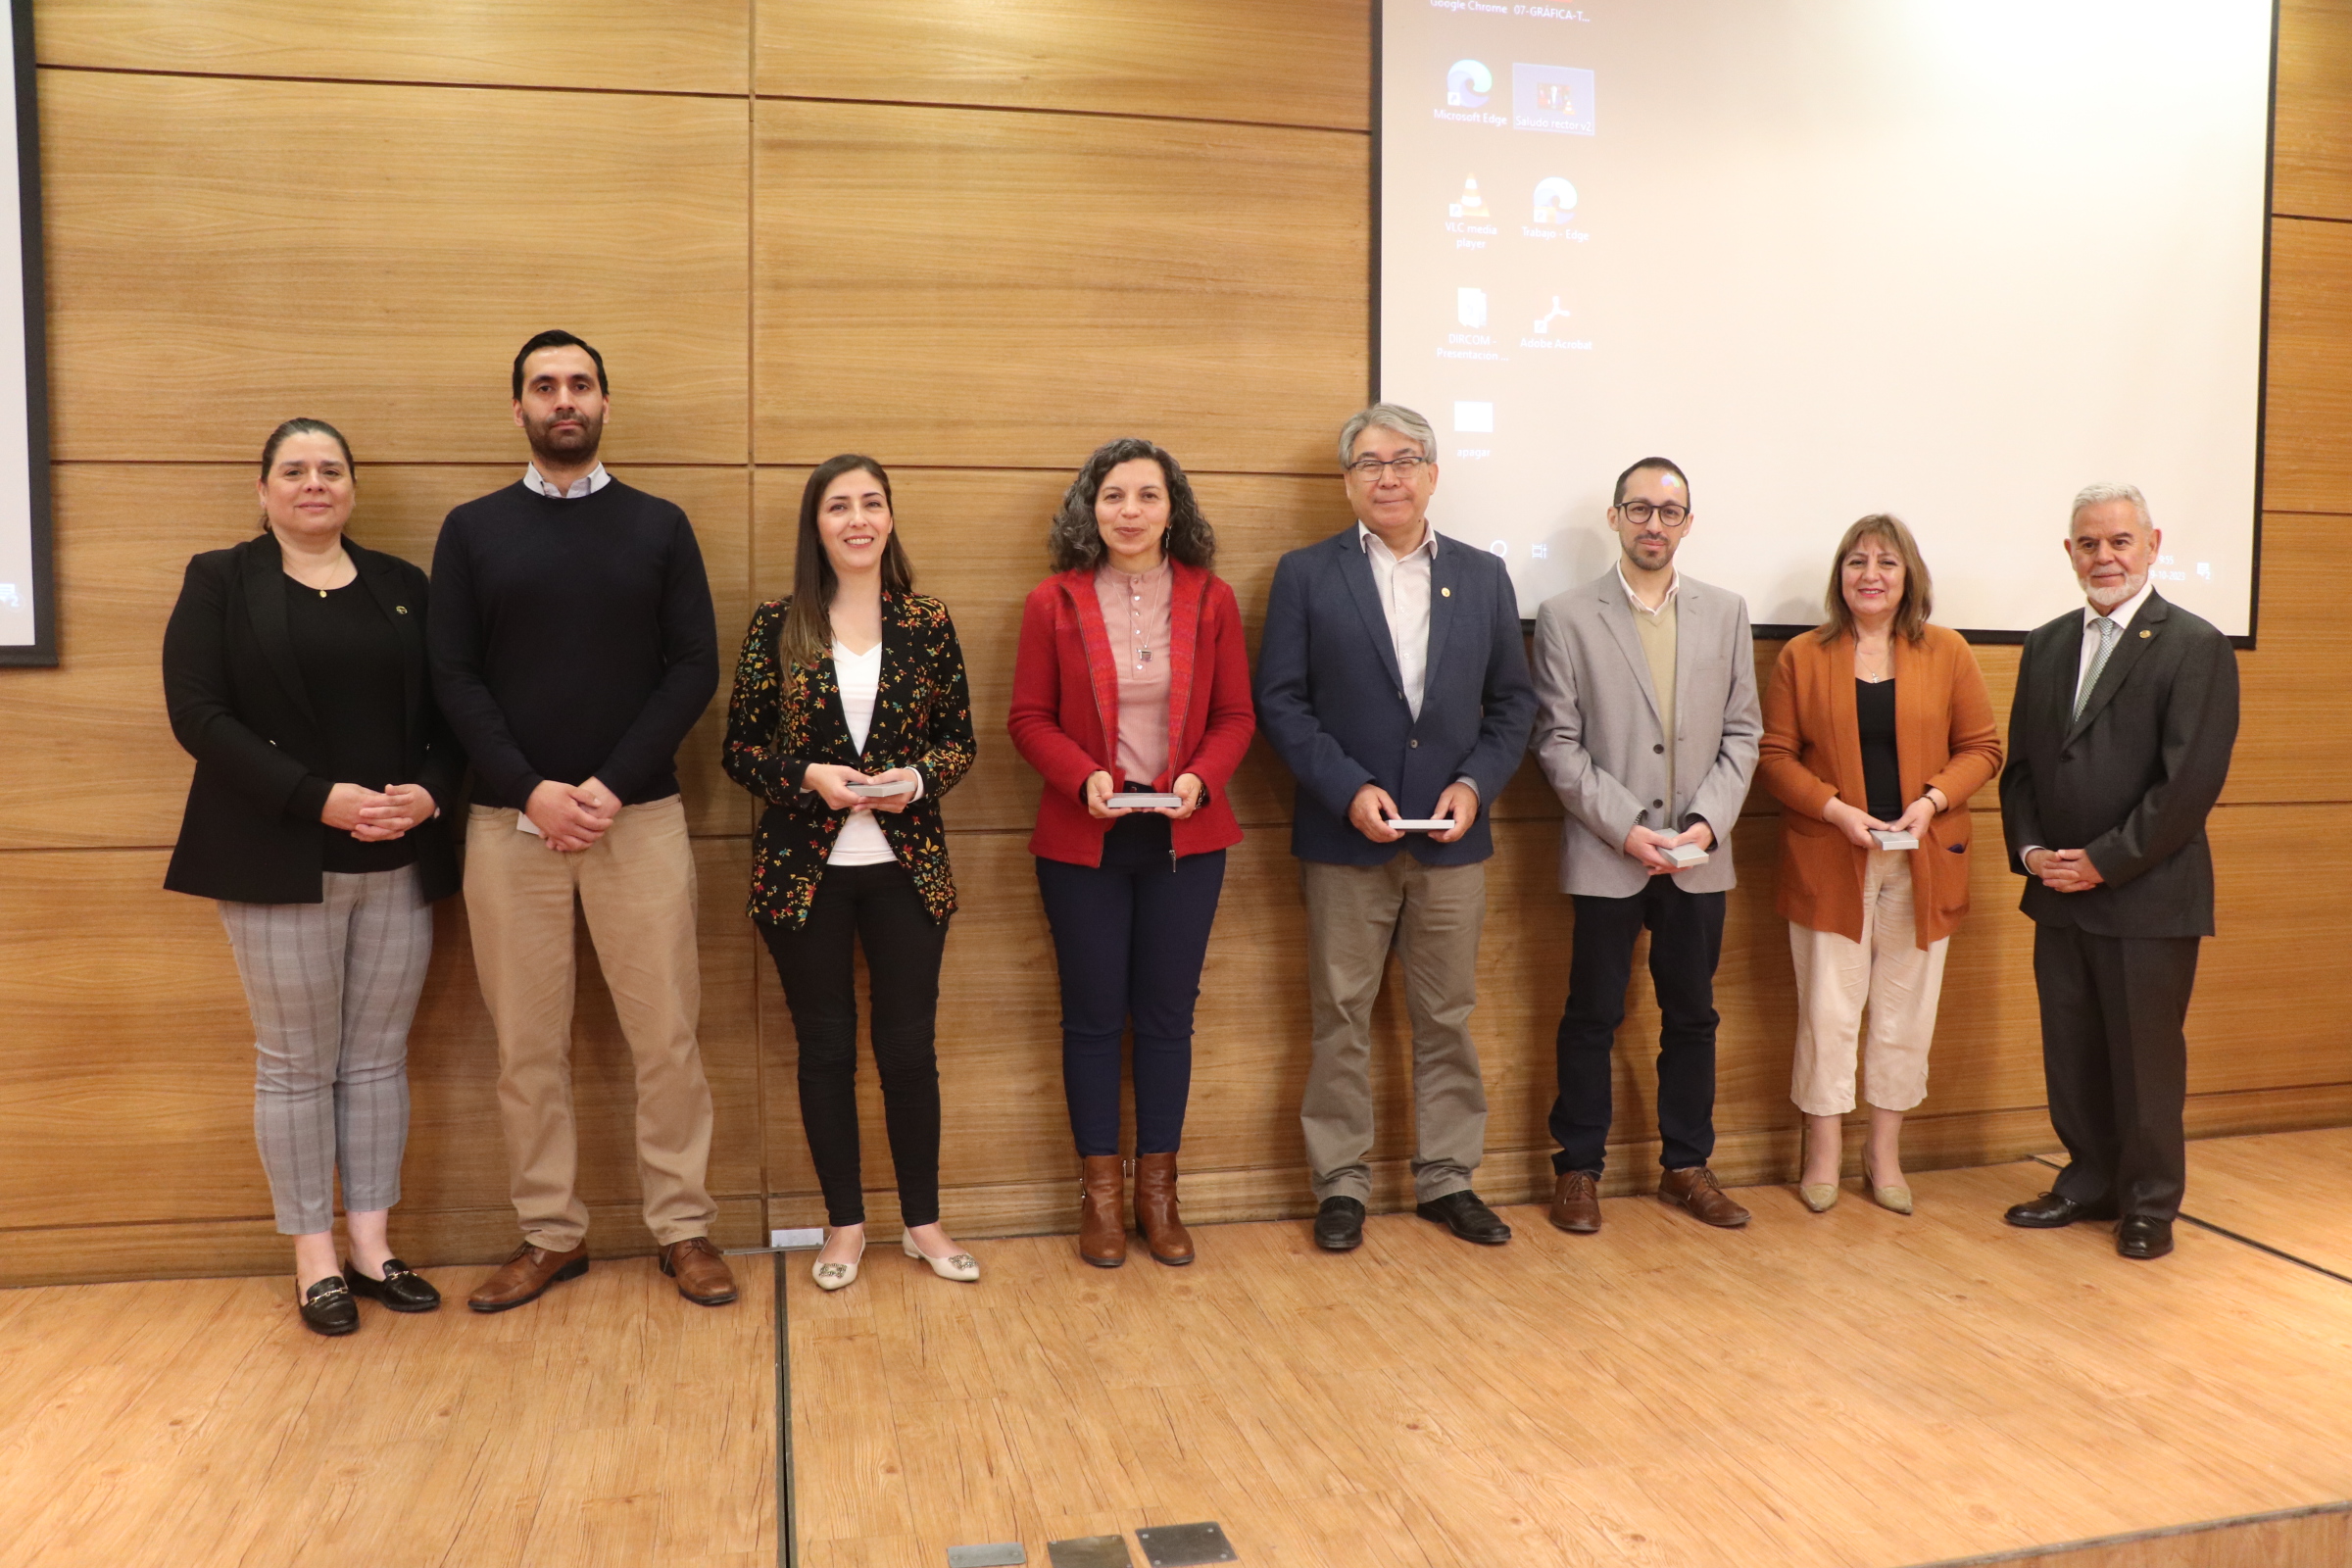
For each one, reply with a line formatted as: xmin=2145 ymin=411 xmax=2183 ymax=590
xmin=1299 ymin=857 xmax=1489 ymax=1204
xmin=1788 ymin=849 xmax=1948 ymax=1116
xmin=464 ymin=796 xmax=716 ymax=1250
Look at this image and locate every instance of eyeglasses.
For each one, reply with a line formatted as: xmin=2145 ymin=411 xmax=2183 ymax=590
xmin=1346 ymin=455 xmax=1430 ymax=479
xmin=1615 ymin=501 xmax=1690 ymax=526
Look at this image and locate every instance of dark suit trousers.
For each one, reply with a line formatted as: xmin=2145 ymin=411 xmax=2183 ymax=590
xmin=1551 ymin=880 xmax=1726 ymax=1175
xmin=2034 ymin=923 xmax=2199 ymax=1221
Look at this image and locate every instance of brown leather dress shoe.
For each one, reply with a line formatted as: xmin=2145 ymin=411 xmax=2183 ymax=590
xmin=1659 ymin=1165 xmax=1751 ymax=1228
xmin=467 ymin=1241 xmax=589 ymax=1312
xmin=1133 ymin=1152 xmax=1195 ymax=1266
xmin=1549 ymin=1170 xmax=1601 ymax=1234
xmin=661 ymin=1237 xmax=740 ymax=1305
xmin=1079 ymin=1155 xmax=1127 ymax=1267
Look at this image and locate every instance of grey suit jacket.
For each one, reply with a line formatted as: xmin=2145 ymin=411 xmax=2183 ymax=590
xmin=1530 ymin=567 xmax=1762 ymax=897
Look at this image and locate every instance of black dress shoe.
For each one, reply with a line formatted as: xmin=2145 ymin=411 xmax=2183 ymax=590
xmin=2117 ymin=1216 xmax=2175 ymax=1260
xmin=1416 ymin=1190 xmax=1512 ymax=1246
xmin=298 ymin=1275 xmax=359 ymax=1337
xmin=2004 ymin=1191 xmax=2119 ymax=1228
xmin=1313 ymin=1197 xmax=1366 ymax=1251
xmin=345 ymin=1257 xmax=442 ymax=1312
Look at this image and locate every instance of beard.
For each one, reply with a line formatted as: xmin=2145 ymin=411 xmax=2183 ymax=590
xmin=523 ymin=405 xmax=605 ymax=466
xmin=2082 ymin=568 xmax=2148 ymax=612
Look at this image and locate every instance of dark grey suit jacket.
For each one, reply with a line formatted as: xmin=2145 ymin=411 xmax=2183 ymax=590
xmin=1998 ymin=590 xmax=2237 ymax=938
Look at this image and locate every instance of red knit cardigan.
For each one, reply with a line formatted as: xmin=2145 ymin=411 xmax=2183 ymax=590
xmin=1007 ymin=561 xmax=1256 ymax=867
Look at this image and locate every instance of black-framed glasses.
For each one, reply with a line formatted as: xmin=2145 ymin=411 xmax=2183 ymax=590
xmin=1346 ymin=455 xmax=1429 ymax=479
xmin=1616 ymin=501 xmax=1690 ymax=525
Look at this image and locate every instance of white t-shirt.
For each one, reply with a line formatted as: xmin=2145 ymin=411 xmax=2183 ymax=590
xmin=827 ymin=641 xmax=899 ymax=866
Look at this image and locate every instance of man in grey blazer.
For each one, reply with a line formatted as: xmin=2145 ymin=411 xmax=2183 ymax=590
xmin=1530 ymin=458 xmax=1762 ymax=1232
xmin=2000 ymin=483 xmax=2237 ymax=1260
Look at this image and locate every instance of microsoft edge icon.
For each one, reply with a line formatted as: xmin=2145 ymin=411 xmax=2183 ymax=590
xmin=1446 ymin=60 xmax=1493 ymax=109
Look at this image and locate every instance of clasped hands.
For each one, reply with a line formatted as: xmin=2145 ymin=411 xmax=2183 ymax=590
xmin=2023 ymin=846 xmax=2105 ymax=894
xmin=802 ymin=762 xmax=923 ymax=814
xmin=525 ymin=776 xmax=622 ymax=853
xmin=1622 ymin=818 xmax=1714 ymax=875
xmin=1821 ymin=794 xmax=1937 ymax=851
xmin=1086 ymin=770 xmax=1205 ymax=822
xmin=1348 ymin=780 xmax=1477 ymax=845
xmin=321 ymin=782 xmax=436 ymax=843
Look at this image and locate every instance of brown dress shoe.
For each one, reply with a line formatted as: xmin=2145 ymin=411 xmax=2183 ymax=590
xmin=1549 ymin=1170 xmax=1601 ymax=1234
xmin=660 ymin=1237 xmax=740 ymax=1306
xmin=467 ymin=1241 xmax=589 ymax=1312
xmin=1659 ymin=1165 xmax=1751 ymax=1228
xmin=1134 ymin=1152 xmax=1195 ymax=1266
xmin=1080 ymin=1155 xmax=1127 ymax=1268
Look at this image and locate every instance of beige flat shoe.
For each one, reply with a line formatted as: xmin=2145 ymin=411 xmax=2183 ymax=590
xmin=1799 ymin=1183 xmax=1839 ymax=1212
xmin=811 ymin=1234 xmax=865 ymax=1292
xmin=903 ymin=1233 xmax=980 ymax=1283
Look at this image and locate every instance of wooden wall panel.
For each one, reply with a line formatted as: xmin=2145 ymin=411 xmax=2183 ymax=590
xmin=2262 ymin=217 xmax=2352 ymax=515
xmin=756 ymin=0 xmax=1370 ymax=132
xmin=39 ymin=72 xmax=751 ymax=465
xmin=2277 ymin=0 xmax=2352 ymax=220
xmin=0 ymin=464 xmax=752 ymax=849
xmin=752 ymin=100 xmax=1368 ymax=472
xmin=35 ymin=1 xmax=751 ymax=96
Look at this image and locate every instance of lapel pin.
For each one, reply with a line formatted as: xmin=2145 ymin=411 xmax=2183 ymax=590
xmin=396 ymin=605 xmax=410 ymax=614
xmin=2138 ymin=628 xmax=2150 ymax=638
xmin=1441 ymin=586 xmax=1452 ymax=598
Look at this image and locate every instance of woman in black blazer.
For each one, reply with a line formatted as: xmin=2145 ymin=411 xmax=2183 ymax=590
xmin=163 ymin=418 xmax=464 ymax=1336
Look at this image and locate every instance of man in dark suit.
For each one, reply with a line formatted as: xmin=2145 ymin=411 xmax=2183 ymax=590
xmin=2000 ymin=483 xmax=2238 ymax=1260
xmin=1255 ymin=402 xmax=1537 ymax=1251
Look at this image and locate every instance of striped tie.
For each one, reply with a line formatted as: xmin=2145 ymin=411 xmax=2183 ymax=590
xmin=2074 ymin=615 xmax=2121 ymax=720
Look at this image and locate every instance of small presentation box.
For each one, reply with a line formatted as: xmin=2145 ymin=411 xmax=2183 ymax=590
xmin=1106 ymin=792 xmax=1184 ymax=809
xmin=1870 ymin=828 xmax=1919 ymax=851
xmin=1660 ymin=842 xmax=1708 ymax=868
xmin=847 ymin=780 xmax=912 ymax=798
xmin=1386 ymin=818 xmax=1454 ymax=832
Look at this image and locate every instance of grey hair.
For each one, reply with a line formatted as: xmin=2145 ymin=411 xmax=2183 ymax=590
xmin=2071 ymin=482 xmax=2151 ymax=527
xmin=1338 ymin=402 xmax=1437 ymax=467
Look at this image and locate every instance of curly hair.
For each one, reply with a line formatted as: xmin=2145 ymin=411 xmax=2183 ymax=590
xmin=1047 ymin=437 xmax=1215 ymax=572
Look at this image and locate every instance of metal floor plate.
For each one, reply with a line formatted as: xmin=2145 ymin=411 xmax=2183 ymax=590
xmin=1135 ymin=1521 xmax=1238 ymax=1566
xmin=1045 ymin=1535 xmax=1134 ymax=1568
xmin=946 ymin=1546 xmax=1027 ymax=1568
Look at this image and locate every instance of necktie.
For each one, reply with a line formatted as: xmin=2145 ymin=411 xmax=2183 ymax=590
xmin=2074 ymin=615 xmax=2120 ymax=720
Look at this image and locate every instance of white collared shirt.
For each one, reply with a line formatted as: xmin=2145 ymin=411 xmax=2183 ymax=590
xmin=1357 ymin=521 xmax=1439 ymax=718
xmin=522 ymin=462 xmax=612 ymax=500
xmin=2077 ymin=576 xmax=2156 ymax=690
xmin=1616 ymin=562 xmax=1680 ymax=620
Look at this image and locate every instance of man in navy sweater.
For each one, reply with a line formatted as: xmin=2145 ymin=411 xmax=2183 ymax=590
xmin=1255 ymin=403 xmax=1537 ymax=1251
xmin=428 ymin=330 xmax=736 ymax=1311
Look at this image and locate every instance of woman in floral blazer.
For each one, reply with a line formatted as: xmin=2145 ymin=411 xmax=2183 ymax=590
xmin=722 ymin=454 xmax=977 ymax=1292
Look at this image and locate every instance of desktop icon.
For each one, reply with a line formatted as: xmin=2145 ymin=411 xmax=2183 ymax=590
xmin=1531 ymin=297 xmax=1571 ymax=335
xmin=1532 ymin=176 xmax=1578 ymax=223
xmin=1446 ymin=60 xmax=1493 ymax=109
xmin=1456 ymin=288 xmax=1489 ymax=329
xmin=1453 ymin=401 xmax=1495 ymax=434
xmin=1449 ymin=176 xmax=1491 ymax=220
xmin=1512 ymin=64 xmax=1595 ymax=135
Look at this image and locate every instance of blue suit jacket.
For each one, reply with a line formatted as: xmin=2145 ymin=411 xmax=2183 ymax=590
xmin=1254 ymin=525 xmax=1536 ymax=867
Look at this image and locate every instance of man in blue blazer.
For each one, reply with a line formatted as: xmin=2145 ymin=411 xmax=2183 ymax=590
xmin=1256 ymin=402 xmax=1537 ymax=1251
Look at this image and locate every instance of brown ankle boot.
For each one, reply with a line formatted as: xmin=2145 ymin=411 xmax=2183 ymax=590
xmin=1079 ymin=1155 xmax=1127 ymax=1267
xmin=1133 ymin=1152 xmax=1195 ymax=1266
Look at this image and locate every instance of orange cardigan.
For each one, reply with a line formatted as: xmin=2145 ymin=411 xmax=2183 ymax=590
xmin=1757 ymin=623 xmax=2002 ymax=947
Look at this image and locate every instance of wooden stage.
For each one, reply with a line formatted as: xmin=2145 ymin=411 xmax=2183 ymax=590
xmin=4 ymin=1130 xmax=2350 ymax=1567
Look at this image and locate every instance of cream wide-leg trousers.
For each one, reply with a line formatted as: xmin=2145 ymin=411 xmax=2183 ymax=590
xmin=1788 ymin=849 xmax=1948 ymax=1116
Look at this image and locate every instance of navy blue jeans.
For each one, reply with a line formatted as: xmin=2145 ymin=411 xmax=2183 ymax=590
xmin=1034 ymin=814 xmax=1227 ymax=1157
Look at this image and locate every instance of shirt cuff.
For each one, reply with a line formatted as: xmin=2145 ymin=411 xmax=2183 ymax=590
xmin=1452 ymin=775 xmax=1481 ymax=799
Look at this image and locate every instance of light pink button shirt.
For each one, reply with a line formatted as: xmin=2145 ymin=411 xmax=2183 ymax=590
xmin=1094 ymin=558 xmax=1173 ymax=789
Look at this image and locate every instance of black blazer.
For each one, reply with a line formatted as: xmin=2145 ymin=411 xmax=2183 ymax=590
xmin=163 ymin=532 xmax=465 ymax=905
xmin=1999 ymin=590 xmax=2238 ymax=939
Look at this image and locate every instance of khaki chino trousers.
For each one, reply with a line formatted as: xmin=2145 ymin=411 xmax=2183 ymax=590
xmin=465 ymin=796 xmax=717 ymax=1252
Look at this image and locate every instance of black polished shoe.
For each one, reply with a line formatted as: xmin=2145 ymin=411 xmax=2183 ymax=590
xmin=1313 ymin=1197 xmax=1366 ymax=1251
xmin=298 ymin=1275 xmax=359 ymax=1337
xmin=2116 ymin=1216 xmax=2175 ymax=1260
xmin=1415 ymin=1190 xmax=1512 ymax=1246
xmin=2003 ymin=1191 xmax=2119 ymax=1229
xmin=345 ymin=1257 xmax=442 ymax=1312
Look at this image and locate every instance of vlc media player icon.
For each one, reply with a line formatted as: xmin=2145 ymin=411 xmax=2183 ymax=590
xmin=1448 ymin=177 xmax=1490 ymax=220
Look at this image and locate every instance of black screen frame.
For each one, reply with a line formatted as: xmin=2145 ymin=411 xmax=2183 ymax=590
xmin=0 ymin=0 xmax=52 ymax=666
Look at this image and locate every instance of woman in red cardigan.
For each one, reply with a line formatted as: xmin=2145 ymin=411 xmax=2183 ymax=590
xmin=1008 ymin=437 xmax=1256 ymax=1268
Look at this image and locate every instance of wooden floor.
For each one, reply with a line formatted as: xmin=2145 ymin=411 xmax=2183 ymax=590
xmin=2180 ymin=1126 xmax=2352 ymax=1280
xmin=789 ymin=1136 xmax=2352 ymax=1568
xmin=0 ymin=1254 xmax=775 ymax=1567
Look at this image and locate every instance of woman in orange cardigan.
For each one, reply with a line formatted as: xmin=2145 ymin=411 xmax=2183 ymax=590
xmin=1758 ymin=515 xmax=2001 ymax=1214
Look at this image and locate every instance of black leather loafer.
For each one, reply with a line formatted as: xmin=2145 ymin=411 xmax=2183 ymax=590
xmin=298 ymin=1275 xmax=359 ymax=1337
xmin=1313 ymin=1196 xmax=1366 ymax=1251
xmin=345 ymin=1257 xmax=442 ymax=1312
xmin=2116 ymin=1216 xmax=2175 ymax=1260
xmin=1416 ymin=1190 xmax=1513 ymax=1246
xmin=2003 ymin=1191 xmax=2119 ymax=1229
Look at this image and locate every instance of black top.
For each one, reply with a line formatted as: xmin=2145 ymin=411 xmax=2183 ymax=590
xmin=164 ymin=533 xmax=465 ymax=906
xmin=1856 ymin=677 xmax=1901 ymax=821
xmin=427 ymin=478 xmax=718 ymax=810
xmin=286 ymin=576 xmax=417 ymax=874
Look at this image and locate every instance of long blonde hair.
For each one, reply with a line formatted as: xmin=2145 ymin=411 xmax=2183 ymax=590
xmin=1817 ymin=514 xmax=1934 ymax=645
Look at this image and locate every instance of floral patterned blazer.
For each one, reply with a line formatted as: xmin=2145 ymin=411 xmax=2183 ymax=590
xmin=722 ymin=592 xmax=976 ymax=929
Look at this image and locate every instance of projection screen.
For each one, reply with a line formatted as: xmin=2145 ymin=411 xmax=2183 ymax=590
xmin=1377 ymin=1 xmax=2273 ymax=638
xmin=0 ymin=0 xmax=49 ymax=665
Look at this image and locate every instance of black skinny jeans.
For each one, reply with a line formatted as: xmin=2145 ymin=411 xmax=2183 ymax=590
xmin=759 ymin=861 xmax=948 ymax=1228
